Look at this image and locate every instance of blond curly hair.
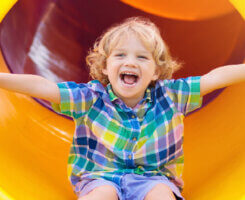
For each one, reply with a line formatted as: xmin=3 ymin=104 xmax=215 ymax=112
xmin=86 ymin=17 xmax=181 ymax=85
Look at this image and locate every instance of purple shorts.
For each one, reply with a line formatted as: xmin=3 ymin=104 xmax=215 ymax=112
xmin=75 ymin=174 xmax=184 ymax=200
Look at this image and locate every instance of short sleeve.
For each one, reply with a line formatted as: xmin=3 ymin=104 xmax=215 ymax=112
xmin=51 ymin=81 xmax=94 ymax=119
xmin=162 ymin=76 xmax=203 ymax=115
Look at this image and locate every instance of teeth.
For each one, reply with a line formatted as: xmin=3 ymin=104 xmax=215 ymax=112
xmin=121 ymin=72 xmax=138 ymax=76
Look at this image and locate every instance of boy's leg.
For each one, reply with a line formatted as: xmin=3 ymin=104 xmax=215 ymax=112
xmin=144 ymin=183 xmax=176 ymax=200
xmin=78 ymin=185 xmax=119 ymax=200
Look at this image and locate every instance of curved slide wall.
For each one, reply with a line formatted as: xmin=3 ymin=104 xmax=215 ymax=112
xmin=0 ymin=0 xmax=245 ymax=199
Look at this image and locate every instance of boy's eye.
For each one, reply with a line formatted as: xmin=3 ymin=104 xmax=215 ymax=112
xmin=115 ymin=53 xmax=125 ymax=57
xmin=138 ymin=55 xmax=148 ymax=59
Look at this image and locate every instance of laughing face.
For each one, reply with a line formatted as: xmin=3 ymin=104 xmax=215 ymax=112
xmin=103 ymin=34 xmax=159 ymax=108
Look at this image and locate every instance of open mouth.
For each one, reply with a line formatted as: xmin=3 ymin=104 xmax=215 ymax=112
xmin=120 ymin=72 xmax=139 ymax=85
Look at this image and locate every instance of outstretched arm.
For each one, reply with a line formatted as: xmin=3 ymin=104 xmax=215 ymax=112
xmin=200 ymin=64 xmax=245 ymax=97
xmin=0 ymin=73 xmax=60 ymax=104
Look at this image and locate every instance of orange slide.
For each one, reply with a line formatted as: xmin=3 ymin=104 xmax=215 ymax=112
xmin=0 ymin=0 xmax=244 ymax=199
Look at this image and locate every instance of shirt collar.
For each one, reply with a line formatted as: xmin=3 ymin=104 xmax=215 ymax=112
xmin=144 ymin=87 xmax=152 ymax=103
xmin=107 ymin=84 xmax=118 ymax=102
xmin=106 ymin=83 xmax=153 ymax=104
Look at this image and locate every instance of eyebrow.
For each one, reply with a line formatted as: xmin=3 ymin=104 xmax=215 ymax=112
xmin=113 ymin=48 xmax=150 ymax=54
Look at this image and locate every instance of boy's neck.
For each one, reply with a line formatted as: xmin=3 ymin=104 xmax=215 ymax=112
xmin=123 ymin=98 xmax=141 ymax=108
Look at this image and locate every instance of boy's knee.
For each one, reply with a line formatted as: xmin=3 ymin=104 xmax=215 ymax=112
xmin=145 ymin=183 xmax=176 ymax=200
xmin=78 ymin=185 xmax=118 ymax=200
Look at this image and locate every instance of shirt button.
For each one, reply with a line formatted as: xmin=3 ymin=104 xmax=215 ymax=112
xmin=132 ymin=137 xmax=137 ymax=141
xmin=131 ymin=115 xmax=135 ymax=118
xmin=128 ymin=154 xmax=132 ymax=159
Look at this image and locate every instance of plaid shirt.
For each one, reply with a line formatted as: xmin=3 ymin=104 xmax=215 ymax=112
xmin=52 ymin=76 xmax=202 ymax=191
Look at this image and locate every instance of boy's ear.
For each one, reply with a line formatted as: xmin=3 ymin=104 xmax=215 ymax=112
xmin=102 ymin=68 xmax=108 ymax=75
xmin=152 ymin=67 xmax=160 ymax=81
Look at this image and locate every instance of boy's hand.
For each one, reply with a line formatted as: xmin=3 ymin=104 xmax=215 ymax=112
xmin=0 ymin=73 xmax=60 ymax=104
xmin=200 ymin=64 xmax=245 ymax=97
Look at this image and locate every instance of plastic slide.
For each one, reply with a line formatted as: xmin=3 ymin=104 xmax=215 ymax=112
xmin=0 ymin=0 xmax=245 ymax=199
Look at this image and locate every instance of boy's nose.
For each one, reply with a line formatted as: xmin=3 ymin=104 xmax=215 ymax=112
xmin=124 ymin=57 xmax=137 ymax=67
xmin=124 ymin=63 xmax=137 ymax=68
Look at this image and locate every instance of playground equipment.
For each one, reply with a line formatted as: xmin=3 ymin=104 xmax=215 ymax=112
xmin=0 ymin=0 xmax=244 ymax=199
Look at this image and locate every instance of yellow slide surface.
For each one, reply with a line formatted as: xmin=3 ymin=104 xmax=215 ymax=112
xmin=0 ymin=52 xmax=76 ymax=200
xmin=0 ymin=0 xmax=245 ymax=199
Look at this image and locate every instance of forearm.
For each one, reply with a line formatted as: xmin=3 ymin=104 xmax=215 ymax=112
xmin=210 ymin=64 xmax=245 ymax=87
xmin=0 ymin=73 xmax=60 ymax=103
xmin=201 ymin=64 xmax=245 ymax=96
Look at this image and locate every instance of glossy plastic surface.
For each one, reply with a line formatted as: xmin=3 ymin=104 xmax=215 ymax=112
xmin=230 ymin=0 xmax=245 ymax=19
xmin=0 ymin=0 xmax=17 ymax=22
xmin=0 ymin=1 xmax=245 ymax=199
xmin=121 ymin=0 xmax=235 ymax=20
